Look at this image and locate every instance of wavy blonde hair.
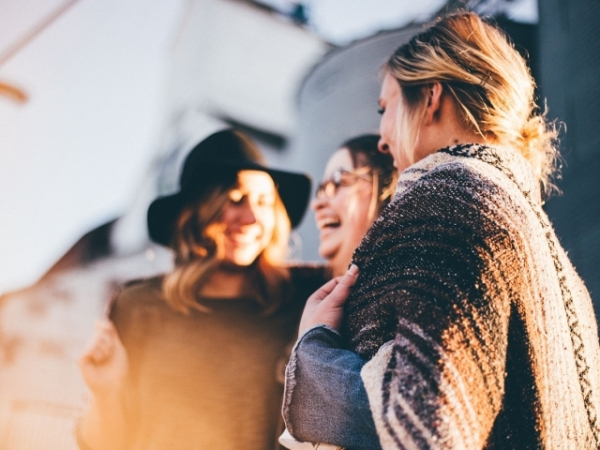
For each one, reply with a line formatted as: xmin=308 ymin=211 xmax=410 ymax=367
xmin=162 ymin=174 xmax=291 ymax=315
xmin=385 ymin=11 xmax=560 ymax=195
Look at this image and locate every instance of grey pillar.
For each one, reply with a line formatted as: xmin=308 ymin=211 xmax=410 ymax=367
xmin=539 ymin=0 xmax=600 ymax=315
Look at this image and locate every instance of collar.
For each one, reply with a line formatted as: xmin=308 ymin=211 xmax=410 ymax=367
xmin=394 ymin=143 xmax=541 ymax=205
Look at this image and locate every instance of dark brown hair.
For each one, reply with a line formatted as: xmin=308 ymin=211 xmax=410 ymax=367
xmin=342 ymin=134 xmax=398 ymax=215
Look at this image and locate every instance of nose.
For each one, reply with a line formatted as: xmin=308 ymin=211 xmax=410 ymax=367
xmin=238 ymin=202 xmax=258 ymax=225
xmin=311 ymin=195 xmax=327 ymax=212
xmin=378 ymin=138 xmax=390 ymax=154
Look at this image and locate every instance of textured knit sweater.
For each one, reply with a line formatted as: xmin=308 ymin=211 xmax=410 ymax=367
xmin=343 ymin=144 xmax=600 ymax=449
xmin=107 ymin=265 xmax=327 ymax=450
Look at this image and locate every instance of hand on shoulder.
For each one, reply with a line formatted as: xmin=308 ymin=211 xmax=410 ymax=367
xmin=78 ymin=319 xmax=128 ymax=395
xmin=298 ymin=265 xmax=359 ymax=335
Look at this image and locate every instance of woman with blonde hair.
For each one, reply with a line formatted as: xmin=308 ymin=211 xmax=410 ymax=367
xmin=283 ymin=12 xmax=600 ymax=450
xmin=77 ymin=129 xmax=327 ymax=450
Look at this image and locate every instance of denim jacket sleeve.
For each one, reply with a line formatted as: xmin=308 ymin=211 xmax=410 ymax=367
xmin=282 ymin=325 xmax=382 ymax=450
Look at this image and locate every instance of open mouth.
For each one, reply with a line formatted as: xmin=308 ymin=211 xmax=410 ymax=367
xmin=318 ymin=217 xmax=341 ymax=230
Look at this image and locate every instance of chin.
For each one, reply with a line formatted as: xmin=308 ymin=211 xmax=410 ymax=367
xmin=220 ymin=257 xmax=248 ymax=267
xmin=318 ymin=244 xmax=338 ymax=263
xmin=223 ymin=250 xmax=262 ymax=268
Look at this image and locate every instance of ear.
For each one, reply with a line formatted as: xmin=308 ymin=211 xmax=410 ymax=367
xmin=423 ymin=82 xmax=443 ymax=125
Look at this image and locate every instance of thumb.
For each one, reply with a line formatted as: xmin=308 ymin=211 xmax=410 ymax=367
xmin=325 ymin=264 xmax=359 ymax=308
xmin=339 ymin=264 xmax=359 ymax=287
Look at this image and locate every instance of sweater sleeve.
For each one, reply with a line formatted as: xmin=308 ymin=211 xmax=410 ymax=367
xmin=349 ymin=166 xmax=517 ymax=449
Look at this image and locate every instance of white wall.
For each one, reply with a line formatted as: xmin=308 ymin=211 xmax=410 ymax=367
xmin=0 ymin=0 xmax=185 ymax=294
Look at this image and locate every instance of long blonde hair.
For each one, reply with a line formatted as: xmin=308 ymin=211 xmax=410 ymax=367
xmin=385 ymin=11 xmax=559 ymax=195
xmin=162 ymin=173 xmax=291 ymax=315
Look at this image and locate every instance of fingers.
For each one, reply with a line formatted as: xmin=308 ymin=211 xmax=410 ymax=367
xmin=308 ymin=265 xmax=360 ymax=303
xmin=307 ymin=277 xmax=342 ymax=303
xmin=80 ymin=320 xmax=119 ymax=365
xmin=298 ymin=265 xmax=360 ymax=334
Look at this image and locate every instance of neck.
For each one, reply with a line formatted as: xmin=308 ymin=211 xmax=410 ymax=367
xmin=421 ymin=122 xmax=487 ymax=161
xmin=330 ymin=263 xmax=345 ymax=278
xmin=416 ymin=89 xmax=489 ymax=162
xmin=199 ymin=266 xmax=250 ymax=298
xmin=330 ymin=255 xmax=352 ymax=278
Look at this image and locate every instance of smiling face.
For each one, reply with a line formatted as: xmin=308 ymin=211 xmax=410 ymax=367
xmin=378 ymin=73 xmax=412 ymax=174
xmin=312 ymin=148 xmax=377 ymax=277
xmin=219 ymin=170 xmax=277 ymax=267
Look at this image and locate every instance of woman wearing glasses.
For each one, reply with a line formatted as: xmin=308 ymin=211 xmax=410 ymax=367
xmin=280 ymin=135 xmax=397 ymax=450
xmin=312 ymin=135 xmax=397 ymax=278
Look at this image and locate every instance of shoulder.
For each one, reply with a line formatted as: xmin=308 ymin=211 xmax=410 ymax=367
xmin=109 ymin=275 xmax=166 ymax=326
xmin=388 ymin=155 xmax=515 ymax=230
xmin=357 ymin=150 xmax=522 ymax=265
xmin=113 ymin=275 xmax=164 ymax=307
xmin=287 ymin=263 xmax=330 ymax=286
xmin=285 ymin=263 xmax=330 ymax=305
xmin=408 ymin=157 xmax=496 ymax=195
xmin=395 ymin=144 xmax=535 ymax=214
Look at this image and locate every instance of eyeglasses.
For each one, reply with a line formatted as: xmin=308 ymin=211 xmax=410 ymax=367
xmin=316 ymin=167 xmax=373 ymax=199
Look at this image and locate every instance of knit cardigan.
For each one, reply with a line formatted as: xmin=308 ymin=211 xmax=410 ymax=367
xmin=342 ymin=144 xmax=600 ymax=449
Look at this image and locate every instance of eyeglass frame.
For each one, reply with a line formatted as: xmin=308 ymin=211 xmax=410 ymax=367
xmin=315 ymin=166 xmax=375 ymax=199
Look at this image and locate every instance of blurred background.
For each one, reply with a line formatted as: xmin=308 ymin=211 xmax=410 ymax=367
xmin=0 ymin=0 xmax=598 ymax=448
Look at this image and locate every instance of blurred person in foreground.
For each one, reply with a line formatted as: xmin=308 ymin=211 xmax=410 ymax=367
xmin=76 ymin=129 xmax=327 ymax=450
xmin=282 ymin=11 xmax=600 ymax=450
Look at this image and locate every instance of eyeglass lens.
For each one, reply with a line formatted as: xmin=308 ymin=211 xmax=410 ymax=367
xmin=316 ymin=168 xmax=372 ymax=199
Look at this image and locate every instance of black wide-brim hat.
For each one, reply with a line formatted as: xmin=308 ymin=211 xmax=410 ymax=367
xmin=147 ymin=129 xmax=311 ymax=247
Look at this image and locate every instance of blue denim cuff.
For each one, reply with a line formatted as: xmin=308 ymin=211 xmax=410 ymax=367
xmin=283 ymin=325 xmax=381 ymax=450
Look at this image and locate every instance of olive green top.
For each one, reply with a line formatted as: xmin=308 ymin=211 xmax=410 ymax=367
xmin=109 ymin=265 xmax=327 ymax=450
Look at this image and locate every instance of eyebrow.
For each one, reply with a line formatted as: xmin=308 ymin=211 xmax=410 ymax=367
xmin=236 ymin=189 xmax=273 ymax=196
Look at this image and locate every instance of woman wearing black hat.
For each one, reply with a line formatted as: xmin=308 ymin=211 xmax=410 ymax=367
xmin=76 ymin=129 xmax=327 ymax=450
